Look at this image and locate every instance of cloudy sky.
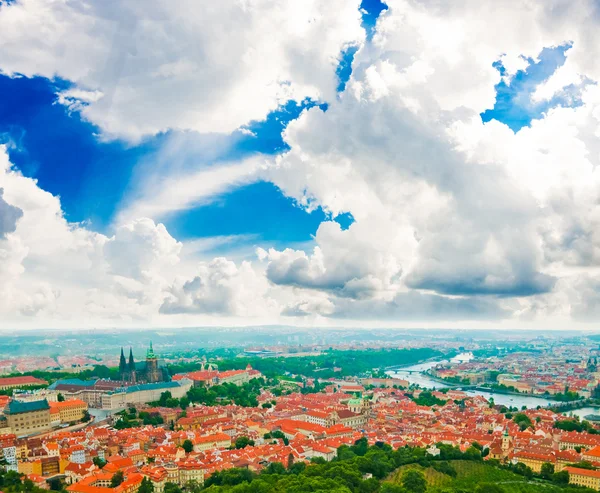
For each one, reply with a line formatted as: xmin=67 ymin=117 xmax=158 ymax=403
xmin=1 ymin=0 xmax=600 ymax=330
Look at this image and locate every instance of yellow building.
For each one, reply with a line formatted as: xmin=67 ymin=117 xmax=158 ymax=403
xmin=564 ymin=466 xmax=600 ymax=490
xmin=18 ymin=459 xmax=42 ymax=476
xmin=513 ymin=451 xmax=555 ymax=473
xmin=192 ymin=433 xmax=231 ymax=452
xmin=4 ymin=399 xmax=51 ymax=437
xmin=50 ymin=399 xmax=88 ymax=423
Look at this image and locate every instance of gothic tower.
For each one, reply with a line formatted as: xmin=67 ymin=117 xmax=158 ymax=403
xmin=119 ymin=347 xmax=127 ymax=381
xmin=128 ymin=347 xmax=137 ymax=383
xmin=145 ymin=341 xmax=160 ymax=383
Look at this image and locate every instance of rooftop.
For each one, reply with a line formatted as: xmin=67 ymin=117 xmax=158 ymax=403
xmin=5 ymin=399 xmax=50 ymax=415
xmin=0 ymin=376 xmax=47 ymax=386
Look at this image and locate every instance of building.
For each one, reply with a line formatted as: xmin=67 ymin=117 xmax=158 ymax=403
xmin=119 ymin=343 xmax=167 ymax=384
xmin=101 ymin=380 xmax=193 ymax=411
xmin=141 ymin=462 xmax=204 ymax=492
xmin=564 ymin=466 xmax=600 ymax=489
xmin=13 ymin=389 xmax=59 ymax=403
xmin=0 ymin=376 xmax=47 ymax=391
xmin=49 ymin=379 xmax=130 ymax=408
xmin=4 ymin=399 xmax=51 ymax=437
xmin=173 ymin=364 xmax=260 ymax=388
xmin=512 ymin=451 xmax=555 ymax=473
xmin=192 ymin=433 xmax=231 ymax=452
xmin=67 ymin=471 xmax=143 ymax=493
xmin=49 ymin=399 xmax=88 ymax=424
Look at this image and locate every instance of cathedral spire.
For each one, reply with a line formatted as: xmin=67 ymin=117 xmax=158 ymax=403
xmin=147 ymin=341 xmax=156 ymax=359
xmin=119 ymin=347 xmax=127 ymax=375
xmin=128 ymin=347 xmax=136 ymax=372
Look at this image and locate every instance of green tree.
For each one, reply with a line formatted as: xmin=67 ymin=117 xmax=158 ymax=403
xmin=57 ymin=393 xmax=65 ymax=402
xmin=540 ymin=462 xmax=554 ymax=479
xmin=48 ymin=478 xmax=63 ymax=491
xmin=264 ymin=462 xmax=286 ymax=475
xmin=512 ymin=462 xmax=533 ymax=479
xmin=379 ymin=483 xmax=406 ymax=493
xmin=203 ymin=468 xmax=255 ymax=488
xmin=185 ymin=480 xmax=202 ymax=493
xmin=92 ymin=457 xmax=106 ymax=469
xmin=234 ymin=436 xmax=254 ymax=449
xmin=552 ymin=470 xmax=569 ymax=485
xmin=81 ymin=410 xmax=92 ymax=422
xmin=138 ymin=477 xmax=154 ymax=493
xmin=182 ymin=439 xmax=194 ymax=454
xmin=163 ymin=482 xmax=182 ymax=493
xmin=512 ymin=413 xmax=532 ymax=431
xmin=158 ymin=391 xmax=173 ymax=407
xmin=402 ymin=470 xmax=427 ymax=493
xmin=110 ymin=471 xmax=124 ymax=488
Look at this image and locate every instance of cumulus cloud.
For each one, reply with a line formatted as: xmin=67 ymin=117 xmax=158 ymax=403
xmin=0 ymin=0 xmax=364 ymax=141
xmin=160 ymin=258 xmax=275 ymax=317
xmin=0 ymin=146 xmax=282 ymax=326
xmin=5 ymin=0 xmax=600 ymax=328
xmin=105 ymin=218 xmax=181 ymax=281
xmin=259 ymin=0 xmax=600 ymax=324
xmin=258 ymin=219 xmax=407 ymax=299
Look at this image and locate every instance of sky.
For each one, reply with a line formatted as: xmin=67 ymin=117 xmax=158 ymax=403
xmin=1 ymin=0 xmax=600 ymax=330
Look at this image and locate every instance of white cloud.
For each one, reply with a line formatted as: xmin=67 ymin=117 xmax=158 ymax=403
xmin=0 ymin=146 xmax=283 ymax=327
xmin=160 ymin=257 xmax=276 ymax=317
xmin=5 ymin=0 xmax=600 ymax=328
xmin=0 ymin=0 xmax=364 ymax=141
xmin=258 ymin=219 xmax=409 ymax=300
xmin=105 ymin=218 xmax=181 ymax=281
xmin=258 ymin=0 xmax=600 ymax=325
xmin=117 ymin=157 xmax=262 ymax=224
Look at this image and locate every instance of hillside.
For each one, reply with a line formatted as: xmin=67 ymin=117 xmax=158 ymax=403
xmin=388 ymin=460 xmax=596 ymax=493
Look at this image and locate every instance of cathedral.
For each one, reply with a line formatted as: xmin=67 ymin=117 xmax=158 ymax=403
xmin=118 ymin=342 xmax=168 ymax=384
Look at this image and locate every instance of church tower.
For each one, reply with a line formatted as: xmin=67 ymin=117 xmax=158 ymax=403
xmin=119 ymin=347 xmax=127 ymax=381
xmin=145 ymin=342 xmax=160 ymax=383
xmin=128 ymin=347 xmax=137 ymax=383
xmin=501 ymin=428 xmax=512 ymax=451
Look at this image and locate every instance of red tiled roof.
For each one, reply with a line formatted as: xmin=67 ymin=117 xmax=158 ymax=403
xmin=564 ymin=466 xmax=600 ymax=479
xmin=0 ymin=376 xmax=47 ymax=386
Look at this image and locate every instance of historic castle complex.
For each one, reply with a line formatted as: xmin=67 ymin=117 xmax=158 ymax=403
xmin=118 ymin=342 xmax=167 ymax=384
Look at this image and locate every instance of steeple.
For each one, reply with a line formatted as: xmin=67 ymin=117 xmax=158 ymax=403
xmin=147 ymin=341 xmax=156 ymax=359
xmin=128 ymin=347 xmax=136 ymax=372
xmin=119 ymin=347 xmax=127 ymax=375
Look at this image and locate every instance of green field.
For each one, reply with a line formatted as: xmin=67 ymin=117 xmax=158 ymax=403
xmin=388 ymin=460 xmax=596 ymax=493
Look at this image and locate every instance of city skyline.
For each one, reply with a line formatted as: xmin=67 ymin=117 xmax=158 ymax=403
xmin=2 ymin=1 xmax=600 ymax=329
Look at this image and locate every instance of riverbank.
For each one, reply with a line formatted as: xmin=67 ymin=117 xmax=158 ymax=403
xmin=386 ymin=353 xmax=559 ymax=410
xmin=547 ymin=398 xmax=600 ymax=413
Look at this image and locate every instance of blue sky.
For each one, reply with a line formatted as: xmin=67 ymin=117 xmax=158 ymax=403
xmin=0 ymin=76 xmax=330 ymax=241
xmin=0 ymin=1 xmax=385 ymax=247
xmin=481 ymin=44 xmax=579 ymax=131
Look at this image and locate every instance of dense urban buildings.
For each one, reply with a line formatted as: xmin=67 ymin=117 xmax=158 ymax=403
xmin=3 ymin=336 xmax=600 ymax=491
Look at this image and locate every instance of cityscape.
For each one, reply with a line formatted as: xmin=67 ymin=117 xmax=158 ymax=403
xmin=3 ymin=0 xmax=600 ymax=492
xmin=0 ymin=332 xmax=600 ymax=491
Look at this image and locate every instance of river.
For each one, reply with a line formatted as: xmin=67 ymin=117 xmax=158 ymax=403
xmin=385 ymin=352 xmax=557 ymax=410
